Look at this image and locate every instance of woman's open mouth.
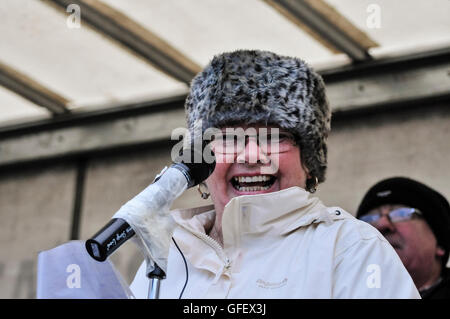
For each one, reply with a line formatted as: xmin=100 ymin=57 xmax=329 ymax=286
xmin=230 ymin=175 xmax=277 ymax=192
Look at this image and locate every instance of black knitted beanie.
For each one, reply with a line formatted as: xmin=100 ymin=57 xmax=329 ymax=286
xmin=357 ymin=177 xmax=450 ymax=268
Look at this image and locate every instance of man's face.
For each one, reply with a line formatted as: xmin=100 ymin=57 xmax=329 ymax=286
xmin=362 ymin=204 xmax=444 ymax=285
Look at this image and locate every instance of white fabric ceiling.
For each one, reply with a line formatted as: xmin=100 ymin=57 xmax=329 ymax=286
xmin=0 ymin=0 xmax=449 ymax=126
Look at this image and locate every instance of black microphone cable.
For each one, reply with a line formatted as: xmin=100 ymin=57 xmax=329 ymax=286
xmin=172 ymin=237 xmax=189 ymax=299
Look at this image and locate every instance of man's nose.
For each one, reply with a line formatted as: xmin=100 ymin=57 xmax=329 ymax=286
xmin=236 ymin=137 xmax=270 ymax=165
xmin=375 ymin=213 xmax=396 ymax=235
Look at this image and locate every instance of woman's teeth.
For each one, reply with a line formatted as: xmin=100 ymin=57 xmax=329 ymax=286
xmin=232 ymin=175 xmax=275 ymax=192
xmin=236 ymin=185 xmax=271 ymax=192
xmin=233 ymin=176 xmax=272 ymax=183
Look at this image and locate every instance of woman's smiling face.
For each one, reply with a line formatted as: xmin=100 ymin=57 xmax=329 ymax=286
xmin=205 ymin=124 xmax=308 ymax=230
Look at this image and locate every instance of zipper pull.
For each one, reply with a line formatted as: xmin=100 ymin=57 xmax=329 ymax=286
xmin=224 ymin=258 xmax=231 ymax=271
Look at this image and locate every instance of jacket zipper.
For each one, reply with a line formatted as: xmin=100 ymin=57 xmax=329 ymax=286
xmin=184 ymin=227 xmax=231 ymax=270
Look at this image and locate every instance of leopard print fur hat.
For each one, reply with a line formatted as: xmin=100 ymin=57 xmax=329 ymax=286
xmin=184 ymin=49 xmax=331 ymax=184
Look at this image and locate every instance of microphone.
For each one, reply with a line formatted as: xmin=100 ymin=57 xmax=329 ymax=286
xmin=85 ymin=143 xmax=215 ymax=263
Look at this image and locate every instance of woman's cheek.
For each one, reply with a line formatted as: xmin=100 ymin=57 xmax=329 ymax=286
xmin=214 ymin=153 xmax=236 ymax=165
xmin=277 ymin=150 xmax=307 ymax=189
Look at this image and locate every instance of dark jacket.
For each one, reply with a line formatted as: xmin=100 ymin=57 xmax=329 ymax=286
xmin=421 ymin=269 xmax=450 ymax=299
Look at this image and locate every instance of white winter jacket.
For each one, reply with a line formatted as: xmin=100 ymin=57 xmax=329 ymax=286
xmin=130 ymin=187 xmax=420 ymax=298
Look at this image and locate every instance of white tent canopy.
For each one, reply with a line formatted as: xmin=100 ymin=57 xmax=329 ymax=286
xmin=1 ymin=0 xmax=449 ymax=126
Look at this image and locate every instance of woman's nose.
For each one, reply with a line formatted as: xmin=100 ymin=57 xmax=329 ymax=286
xmin=236 ymin=137 xmax=270 ymax=165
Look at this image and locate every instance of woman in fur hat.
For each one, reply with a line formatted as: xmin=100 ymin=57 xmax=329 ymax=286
xmin=129 ymin=50 xmax=420 ymax=298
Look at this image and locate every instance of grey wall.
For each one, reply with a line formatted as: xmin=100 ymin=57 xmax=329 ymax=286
xmin=0 ymin=103 xmax=448 ymax=298
xmin=317 ymin=104 xmax=450 ymax=213
xmin=0 ymin=163 xmax=75 ymax=298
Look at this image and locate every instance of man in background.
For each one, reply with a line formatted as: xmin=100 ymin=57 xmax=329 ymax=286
xmin=356 ymin=177 xmax=450 ymax=298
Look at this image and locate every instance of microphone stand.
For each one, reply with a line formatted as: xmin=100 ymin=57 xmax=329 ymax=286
xmin=147 ymin=264 xmax=165 ymax=299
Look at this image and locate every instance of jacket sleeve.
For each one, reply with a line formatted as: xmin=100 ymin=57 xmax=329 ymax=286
xmin=332 ymin=224 xmax=421 ymax=299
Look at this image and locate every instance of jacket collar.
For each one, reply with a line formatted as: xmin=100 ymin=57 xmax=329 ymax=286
xmin=220 ymin=186 xmax=328 ymax=248
xmin=171 ymin=187 xmax=337 ymax=276
xmin=172 ymin=187 xmax=331 ymax=247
